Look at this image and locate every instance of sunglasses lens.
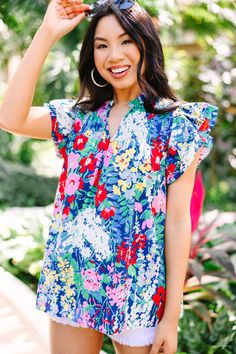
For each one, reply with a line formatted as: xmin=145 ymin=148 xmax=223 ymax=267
xmin=86 ymin=0 xmax=135 ymax=19
xmin=119 ymin=0 xmax=135 ymax=10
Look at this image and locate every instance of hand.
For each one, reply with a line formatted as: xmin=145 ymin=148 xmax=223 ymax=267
xmin=40 ymin=0 xmax=91 ymax=42
xmin=149 ymin=320 xmax=178 ymax=354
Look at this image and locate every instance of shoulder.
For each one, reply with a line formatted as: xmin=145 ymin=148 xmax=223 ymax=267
xmin=154 ymin=99 xmax=219 ymax=135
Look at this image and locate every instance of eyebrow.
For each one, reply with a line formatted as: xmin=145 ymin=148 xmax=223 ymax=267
xmin=94 ymin=32 xmax=128 ymax=42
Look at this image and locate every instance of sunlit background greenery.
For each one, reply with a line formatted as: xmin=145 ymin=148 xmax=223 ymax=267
xmin=0 ymin=0 xmax=235 ymax=353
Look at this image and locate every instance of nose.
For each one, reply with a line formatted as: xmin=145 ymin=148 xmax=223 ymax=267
xmin=108 ymin=45 xmax=125 ymax=63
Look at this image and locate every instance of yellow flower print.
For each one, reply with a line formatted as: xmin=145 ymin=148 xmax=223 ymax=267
xmin=136 ymin=182 xmax=146 ymax=192
xmin=115 ymin=154 xmax=130 ymax=171
xmin=118 ymin=180 xmax=131 ymax=192
xmin=63 ymin=303 xmax=70 ymax=311
xmin=65 ymin=287 xmax=75 ymax=297
xmin=111 ymin=140 xmax=119 ymax=154
xmin=138 ymin=158 xmax=151 ymax=173
xmin=59 ymin=224 xmax=64 ymax=233
xmin=130 ymin=167 xmax=137 ymax=172
xmin=57 ymin=257 xmax=69 ymax=269
xmin=126 ymin=148 xmax=135 ymax=158
xmin=113 ymin=185 xmax=121 ymax=195
xmin=147 ymin=254 xmax=152 ymax=261
xmin=60 ymin=294 xmax=66 ymax=302
xmin=84 ymin=129 xmax=92 ymax=138
xmin=45 ymin=271 xmax=58 ymax=286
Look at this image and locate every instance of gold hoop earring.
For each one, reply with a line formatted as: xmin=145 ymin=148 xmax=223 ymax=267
xmin=91 ymin=68 xmax=108 ymax=87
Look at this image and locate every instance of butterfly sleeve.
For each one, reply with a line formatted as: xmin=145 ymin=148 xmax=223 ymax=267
xmin=165 ymin=102 xmax=219 ymax=185
xmin=44 ymin=99 xmax=77 ymax=159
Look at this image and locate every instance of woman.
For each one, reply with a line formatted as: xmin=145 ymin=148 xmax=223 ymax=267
xmin=0 ymin=0 xmax=218 ymax=353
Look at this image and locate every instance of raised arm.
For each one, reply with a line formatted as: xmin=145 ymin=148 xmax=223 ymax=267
xmin=0 ymin=0 xmax=90 ymax=139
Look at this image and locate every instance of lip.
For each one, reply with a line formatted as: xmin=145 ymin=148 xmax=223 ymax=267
xmin=107 ymin=65 xmax=130 ymax=79
xmin=107 ymin=65 xmax=130 ymax=71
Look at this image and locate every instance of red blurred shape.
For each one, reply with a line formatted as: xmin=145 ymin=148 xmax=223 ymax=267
xmin=190 ymin=170 xmax=205 ymax=233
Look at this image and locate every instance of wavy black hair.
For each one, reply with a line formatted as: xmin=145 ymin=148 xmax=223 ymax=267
xmin=73 ymin=1 xmax=181 ymax=113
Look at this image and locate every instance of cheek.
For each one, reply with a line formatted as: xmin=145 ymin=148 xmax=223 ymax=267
xmin=130 ymin=45 xmax=141 ymax=65
xmin=94 ymin=50 xmax=106 ymax=70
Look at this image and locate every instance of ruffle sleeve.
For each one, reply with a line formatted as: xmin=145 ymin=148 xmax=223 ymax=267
xmin=44 ymin=99 xmax=77 ymax=159
xmin=165 ymin=101 xmax=219 ymax=185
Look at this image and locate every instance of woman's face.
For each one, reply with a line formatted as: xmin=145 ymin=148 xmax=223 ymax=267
xmin=93 ymin=14 xmax=146 ymax=93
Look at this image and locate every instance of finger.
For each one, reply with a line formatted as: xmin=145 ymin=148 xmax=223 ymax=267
xmin=68 ymin=10 xmax=87 ymax=24
xmin=61 ymin=0 xmax=82 ymax=6
xmin=150 ymin=344 xmax=161 ymax=354
xmin=55 ymin=3 xmax=68 ymax=17
xmin=63 ymin=4 xmax=90 ymax=15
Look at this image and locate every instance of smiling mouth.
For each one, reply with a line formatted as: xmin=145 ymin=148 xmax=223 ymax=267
xmin=108 ymin=65 xmax=130 ymax=74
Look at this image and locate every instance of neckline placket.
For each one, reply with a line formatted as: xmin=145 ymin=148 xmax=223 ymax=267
xmin=104 ymin=92 xmax=146 ymax=142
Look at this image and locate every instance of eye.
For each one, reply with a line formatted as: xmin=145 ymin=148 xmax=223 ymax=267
xmin=96 ymin=44 xmax=107 ymax=49
xmin=122 ymin=39 xmax=132 ymax=45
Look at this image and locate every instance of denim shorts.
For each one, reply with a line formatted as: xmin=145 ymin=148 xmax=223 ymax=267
xmin=107 ymin=300 xmax=184 ymax=347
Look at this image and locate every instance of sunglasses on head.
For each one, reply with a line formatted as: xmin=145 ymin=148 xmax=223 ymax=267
xmin=85 ymin=0 xmax=136 ymax=19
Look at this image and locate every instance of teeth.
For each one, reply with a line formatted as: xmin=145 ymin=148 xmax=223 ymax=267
xmin=111 ymin=66 xmax=129 ymax=74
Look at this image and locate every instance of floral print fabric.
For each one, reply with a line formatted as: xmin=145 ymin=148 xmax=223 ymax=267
xmin=35 ymin=93 xmax=218 ymax=335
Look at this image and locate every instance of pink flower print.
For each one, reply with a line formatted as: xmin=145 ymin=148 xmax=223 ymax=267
xmin=68 ymin=152 xmax=80 ymax=169
xmin=112 ymin=272 xmax=122 ymax=284
xmin=65 ymin=173 xmax=83 ymax=196
xmin=134 ymin=202 xmax=143 ymax=212
xmin=141 ymin=218 xmax=154 ymax=230
xmin=106 ymin=285 xmax=126 ymax=308
xmin=107 ymin=264 xmax=115 ymax=274
xmin=104 ymin=145 xmax=113 ymax=167
xmin=81 ymin=312 xmax=91 ymax=324
xmin=82 ymin=269 xmax=102 ymax=291
xmin=54 ymin=199 xmax=63 ymax=215
xmin=151 ymin=191 xmax=166 ymax=215
xmin=97 ymin=104 xmax=107 ymax=124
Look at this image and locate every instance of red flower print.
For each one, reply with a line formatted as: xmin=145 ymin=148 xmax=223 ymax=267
xmin=116 ymin=241 xmax=138 ymax=269
xmin=152 ymin=286 xmax=166 ymax=305
xmin=167 ymin=163 xmax=176 ymax=175
xmin=151 ymin=146 xmax=163 ymax=171
xmin=150 ymin=138 xmax=164 ymax=171
xmin=147 ymin=113 xmax=156 ymax=120
xmin=95 ymin=183 xmax=107 ymax=207
xmin=133 ymin=233 xmax=147 ymax=250
xmin=54 ymin=121 xmax=64 ymax=142
xmin=98 ymin=139 xmax=110 ymax=151
xmin=74 ymin=120 xmax=82 ymax=133
xmin=93 ymin=168 xmax=102 ymax=187
xmin=62 ymin=205 xmax=70 ymax=217
xmin=157 ymin=301 xmax=165 ymax=319
xmin=58 ymin=163 xmax=67 ymax=200
xmin=79 ymin=153 xmax=98 ymax=173
xmin=152 ymin=286 xmax=166 ymax=319
xmin=67 ymin=195 xmax=76 ymax=203
xmin=168 ymin=146 xmax=177 ymax=156
xmin=199 ymin=118 xmax=209 ymax=132
xmin=74 ymin=134 xmax=88 ymax=150
xmin=100 ymin=206 xmax=116 ymax=220
xmin=59 ymin=145 xmax=67 ymax=159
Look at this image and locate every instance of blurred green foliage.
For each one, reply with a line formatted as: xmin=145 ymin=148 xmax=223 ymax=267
xmin=0 ymin=0 xmax=235 ymax=211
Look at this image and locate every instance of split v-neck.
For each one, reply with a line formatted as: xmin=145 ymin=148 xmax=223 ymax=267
xmin=104 ymin=92 xmax=146 ymax=141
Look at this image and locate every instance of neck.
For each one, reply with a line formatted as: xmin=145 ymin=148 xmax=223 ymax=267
xmin=112 ymin=87 xmax=142 ymax=106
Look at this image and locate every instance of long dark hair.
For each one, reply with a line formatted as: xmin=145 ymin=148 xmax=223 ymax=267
xmin=73 ymin=1 xmax=181 ymax=113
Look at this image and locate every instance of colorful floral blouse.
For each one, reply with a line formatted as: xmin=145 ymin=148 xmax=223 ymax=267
xmin=35 ymin=93 xmax=218 ymax=335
